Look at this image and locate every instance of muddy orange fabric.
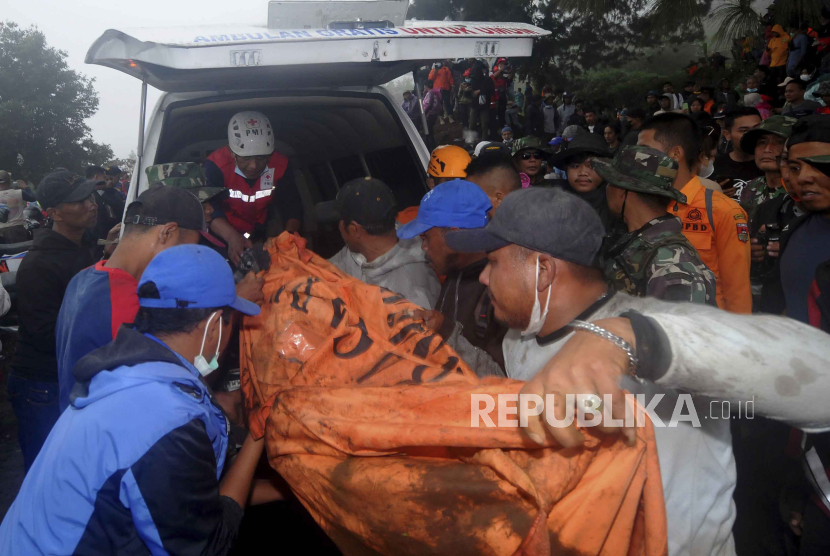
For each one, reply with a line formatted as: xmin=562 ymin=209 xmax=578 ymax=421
xmin=240 ymin=232 xmax=668 ymax=556
xmin=396 ymin=206 xmax=419 ymax=225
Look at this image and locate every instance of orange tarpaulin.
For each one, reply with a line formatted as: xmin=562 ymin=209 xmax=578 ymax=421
xmin=240 ymin=232 xmax=668 ymax=556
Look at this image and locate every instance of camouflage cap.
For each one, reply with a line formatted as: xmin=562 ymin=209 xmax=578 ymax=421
xmin=511 ymin=136 xmax=552 ymax=156
xmin=590 ymin=146 xmax=687 ymax=203
xmin=817 ymin=80 xmax=830 ymax=97
xmin=144 ymin=163 xmax=228 ymax=203
xmin=740 ymin=115 xmax=798 ymax=154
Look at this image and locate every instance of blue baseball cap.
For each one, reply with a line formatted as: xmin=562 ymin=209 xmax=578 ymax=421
xmin=138 ymin=244 xmax=260 ymax=316
xmin=548 ymin=137 xmax=572 ymax=147
xmin=502 ymin=126 xmax=513 ymax=133
xmin=396 ymin=179 xmax=492 ymax=240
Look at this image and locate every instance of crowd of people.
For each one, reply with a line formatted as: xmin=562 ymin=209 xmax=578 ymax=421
xmin=0 ymin=15 xmax=830 ymax=556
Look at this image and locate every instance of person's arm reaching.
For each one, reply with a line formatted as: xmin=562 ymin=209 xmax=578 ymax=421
xmin=519 ymin=299 xmax=830 ymax=448
xmin=715 ymin=200 xmax=753 ymax=313
xmin=220 ymin=433 xmax=266 ymax=508
xmin=125 ymin=419 xmax=261 ymax=555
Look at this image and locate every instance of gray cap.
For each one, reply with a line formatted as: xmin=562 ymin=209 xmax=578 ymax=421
xmin=445 ymin=187 xmax=604 ymax=267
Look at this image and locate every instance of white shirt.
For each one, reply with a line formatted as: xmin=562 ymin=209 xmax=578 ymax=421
xmin=503 ymin=293 xmax=737 ymax=556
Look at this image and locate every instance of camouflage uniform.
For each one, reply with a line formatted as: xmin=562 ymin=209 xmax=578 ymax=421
xmin=737 ymin=116 xmax=796 ymax=221
xmin=739 ymin=175 xmax=787 ymax=221
xmin=144 ymin=162 xmax=228 ymax=202
xmin=593 ymin=146 xmax=717 ymax=305
xmin=602 ymin=215 xmax=717 ymax=304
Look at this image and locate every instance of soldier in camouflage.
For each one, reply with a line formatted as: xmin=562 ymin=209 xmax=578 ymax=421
xmin=738 ymin=115 xmax=796 ymax=221
xmin=592 ymin=146 xmax=717 ymax=305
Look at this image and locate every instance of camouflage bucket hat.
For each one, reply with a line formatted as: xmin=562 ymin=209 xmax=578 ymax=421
xmin=740 ymin=115 xmax=797 ymax=154
xmin=144 ymin=163 xmax=228 ymax=203
xmin=590 ymin=146 xmax=687 ymax=203
xmin=511 ymin=136 xmax=552 ymax=156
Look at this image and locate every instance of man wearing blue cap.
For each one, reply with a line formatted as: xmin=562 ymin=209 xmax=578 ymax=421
xmin=0 ymin=245 xmax=266 ymax=555
xmin=397 ymin=180 xmax=507 ymax=374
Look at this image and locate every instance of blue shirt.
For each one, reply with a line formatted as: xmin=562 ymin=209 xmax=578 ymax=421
xmin=781 ymin=215 xmax=830 ymax=323
xmin=55 ymin=261 xmax=139 ymax=411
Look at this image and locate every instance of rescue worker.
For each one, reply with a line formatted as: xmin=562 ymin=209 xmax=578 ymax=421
xmin=396 ymin=145 xmax=473 ymax=226
xmin=205 ymin=111 xmax=303 ymax=266
xmin=397 ymin=179 xmax=507 ymax=373
xmin=442 ymin=186 xmax=830 ymax=556
xmin=319 ymin=177 xmax=440 ymax=309
xmin=637 ymin=113 xmax=752 ymax=313
xmin=427 ymin=145 xmax=471 ymax=190
xmin=0 ymin=245 xmax=267 ymax=554
xmin=593 ymin=146 xmax=717 ymax=304
xmin=512 ymin=136 xmax=554 ymax=186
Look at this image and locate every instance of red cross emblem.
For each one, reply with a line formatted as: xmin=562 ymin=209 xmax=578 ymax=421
xmin=246 ymin=118 xmax=259 ymax=127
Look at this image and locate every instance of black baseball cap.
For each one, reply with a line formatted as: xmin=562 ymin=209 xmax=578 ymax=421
xmin=105 ymin=166 xmax=122 ymax=176
xmin=445 ymin=187 xmax=604 ymax=268
xmin=316 ymin=177 xmax=398 ymax=226
xmin=124 ymin=185 xmax=220 ymax=245
xmin=36 ymin=170 xmax=102 ymax=210
xmin=787 ymin=114 xmax=830 ymax=148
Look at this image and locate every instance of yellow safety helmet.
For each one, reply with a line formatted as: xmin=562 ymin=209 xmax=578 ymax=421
xmin=428 ymin=145 xmax=472 ymax=178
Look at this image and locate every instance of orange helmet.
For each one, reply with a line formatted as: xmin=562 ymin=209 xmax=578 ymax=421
xmin=428 ymin=145 xmax=471 ymax=178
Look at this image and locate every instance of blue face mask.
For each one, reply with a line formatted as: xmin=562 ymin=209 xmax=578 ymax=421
xmin=194 ymin=311 xmax=222 ymax=376
xmin=465 ymin=78 xmax=472 ymax=83
xmin=747 ymin=87 xmax=758 ymax=93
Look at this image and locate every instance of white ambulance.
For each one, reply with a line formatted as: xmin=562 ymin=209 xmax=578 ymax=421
xmin=86 ymin=0 xmax=548 ymax=250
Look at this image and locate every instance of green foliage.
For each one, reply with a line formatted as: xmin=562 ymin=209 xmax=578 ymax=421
xmin=772 ymin=0 xmax=824 ymax=28
xmin=0 ymin=21 xmax=112 ymax=183
xmin=574 ymin=69 xmax=672 ymax=111
xmin=708 ymin=0 xmax=762 ymax=49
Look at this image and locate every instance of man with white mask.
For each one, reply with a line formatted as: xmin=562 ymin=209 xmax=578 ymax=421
xmin=0 ymin=244 xmax=271 ymax=555
xmin=443 ymin=186 xmax=830 ymax=556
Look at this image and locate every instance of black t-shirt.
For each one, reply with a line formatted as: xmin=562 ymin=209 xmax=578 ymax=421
xmin=713 ymin=154 xmax=763 ymax=194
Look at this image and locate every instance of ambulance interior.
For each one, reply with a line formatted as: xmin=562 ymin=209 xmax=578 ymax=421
xmin=154 ymin=92 xmax=429 ymax=258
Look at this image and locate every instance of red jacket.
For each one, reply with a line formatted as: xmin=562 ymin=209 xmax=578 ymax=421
xmin=206 ymin=146 xmax=289 ymax=234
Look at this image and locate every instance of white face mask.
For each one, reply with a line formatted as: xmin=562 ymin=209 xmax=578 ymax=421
xmin=194 ymin=311 xmax=222 ymax=376
xmin=801 ymin=74 xmax=811 ymax=82
xmin=699 ymin=157 xmax=715 ymax=179
xmin=521 ymin=255 xmax=553 ymax=337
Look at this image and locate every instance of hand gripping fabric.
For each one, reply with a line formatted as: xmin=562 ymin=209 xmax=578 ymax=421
xmin=240 ymin=232 xmax=668 ymax=556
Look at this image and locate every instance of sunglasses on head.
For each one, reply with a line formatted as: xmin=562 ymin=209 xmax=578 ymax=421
xmin=521 ymin=151 xmax=545 ymax=160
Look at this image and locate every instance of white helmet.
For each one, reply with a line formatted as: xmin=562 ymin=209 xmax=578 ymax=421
xmin=227 ymin=111 xmax=275 ymax=156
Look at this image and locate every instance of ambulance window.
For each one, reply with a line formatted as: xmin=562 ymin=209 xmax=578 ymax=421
xmin=309 ymin=164 xmax=338 ymax=201
xmin=364 ymin=147 xmax=426 ymax=209
xmin=330 ymin=155 xmax=365 ymax=184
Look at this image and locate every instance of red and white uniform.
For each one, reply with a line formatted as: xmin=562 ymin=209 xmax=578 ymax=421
xmin=206 ymin=146 xmax=288 ymax=235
